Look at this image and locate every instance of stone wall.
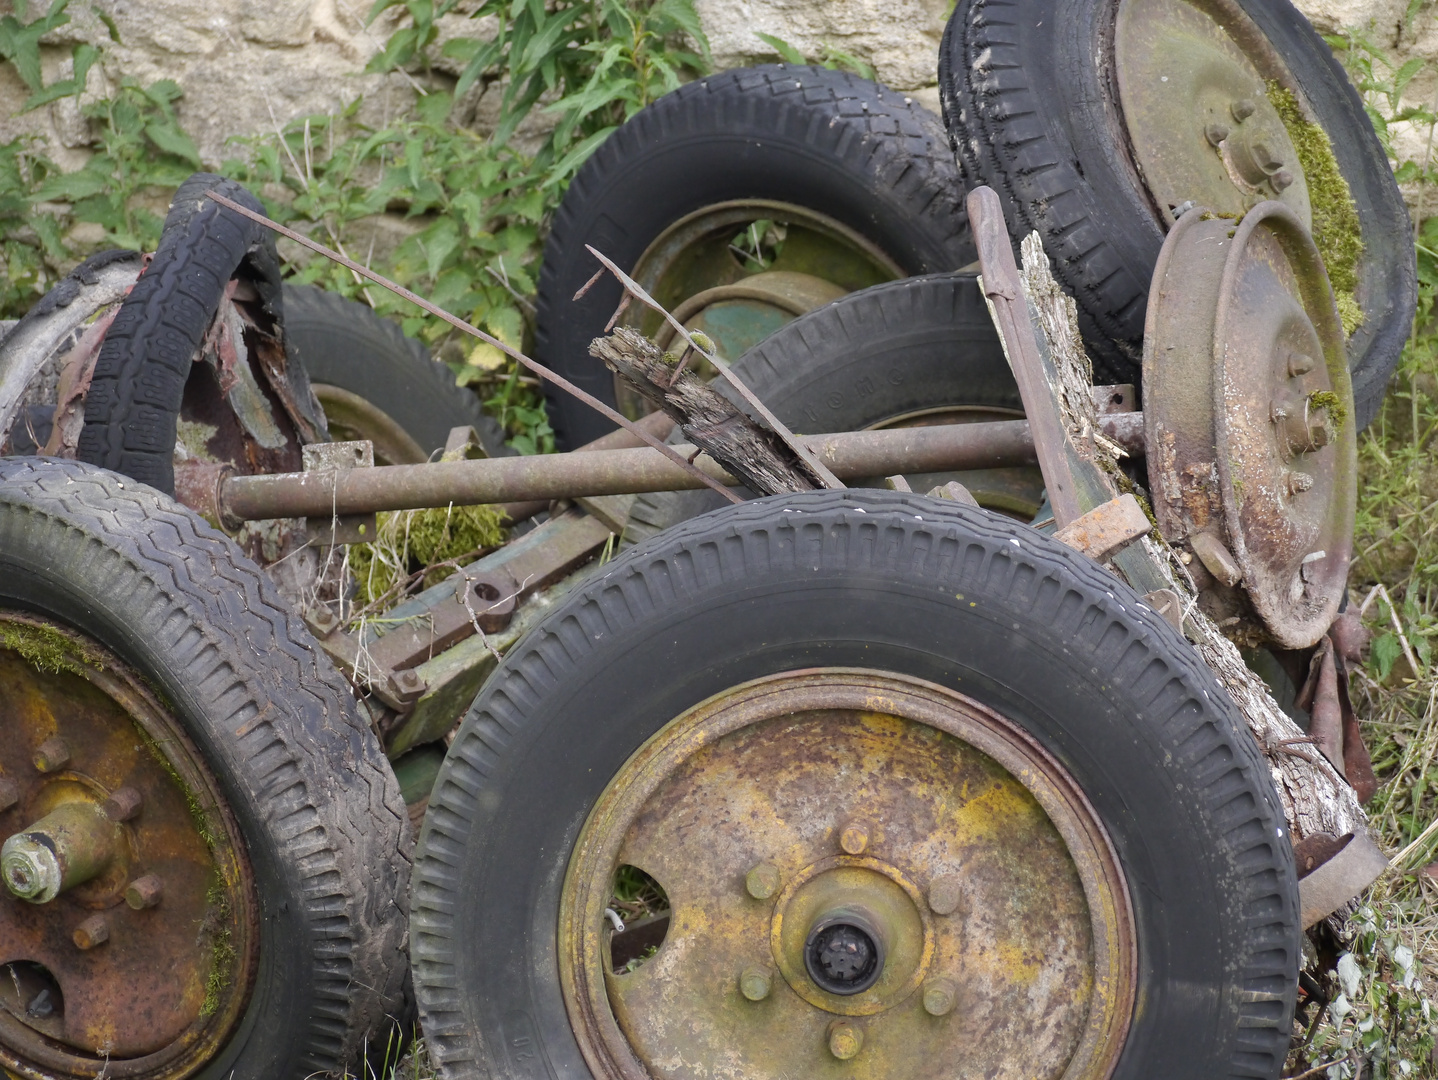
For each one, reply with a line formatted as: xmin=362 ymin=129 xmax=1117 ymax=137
xmin=0 ymin=0 xmax=1432 ymax=187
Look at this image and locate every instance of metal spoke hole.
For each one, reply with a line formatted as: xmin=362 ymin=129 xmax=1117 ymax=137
xmin=608 ymin=865 xmax=670 ymax=975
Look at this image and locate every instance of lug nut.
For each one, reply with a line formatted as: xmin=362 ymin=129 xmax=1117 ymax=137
xmin=304 ymin=606 xmax=340 ymax=638
xmin=1288 ymin=471 xmax=1315 ymax=495
xmin=1231 ymin=98 xmax=1256 ymax=122
xmin=124 ymin=873 xmax=163 ymax=910
xmin=923 ymin=978 xmax=958 ymax=1016
xmin=33 ymin=737 xmax=69 ymax=774
xmin=827 ymin=1019 xmax=863 ymax=1060
xmin=1251 ymin=141 xmax=1283 ymax=173
xmin=739 ymin=967 xmax=772 ymax=1001
xmin=1205 ymin=122 xmax=1230 ymax=146
xmin=0 ymin=778 xmax=18 ymax=813
xmin=72 ymin=914 xmax=109 ymax=950
xmin=1288 ymin=353 xmax=1315 ymax=377
xmin=1272 ymin=168 xmax=1295 ymax=192
xmin=103 ymin=786 xmax=142 ymax=822
xmin=928 ymin=873 xmax=963 ymax=915
xmin=745 ymin=863 xmax=781 ymax=900
xmin=838 ymin=820 xmax=869 ymax=855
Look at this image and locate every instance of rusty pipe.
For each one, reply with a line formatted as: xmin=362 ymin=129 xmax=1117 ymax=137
xmin=218 ymin=416 xmax=1141 ymax=523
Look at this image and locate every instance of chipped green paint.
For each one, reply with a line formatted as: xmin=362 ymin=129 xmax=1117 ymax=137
xmin=1267 ymin=83 xmax=1364 ymax=335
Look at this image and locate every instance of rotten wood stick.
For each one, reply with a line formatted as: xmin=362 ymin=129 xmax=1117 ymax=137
xmin=203 ymin=191 xmax=742 ymax=506
xmin=590 ymin=327 xmax=817 ymax=496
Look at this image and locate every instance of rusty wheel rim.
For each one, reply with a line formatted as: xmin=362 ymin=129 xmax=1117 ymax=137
xmin=1143 ymin=203 xmax=1355 ymax=648
xmin=615 ymin=200 xmax=903 ymax=419
xmin=0 ymin=613 xmax=258 ymax=1079
xmin=559 ymin=669 xmax=1135 ymax=1080
xmin=1113 ymin=0 xmax=1313 ymax=225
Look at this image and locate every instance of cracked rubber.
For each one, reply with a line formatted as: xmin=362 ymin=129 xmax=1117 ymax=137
xmin=623 ymin=272 xmax=1019 ymax=546
xmin=79 ymin=174 xmax=285 ymax=495
xmin=0 ymin=457 xmax=413 ymax=1079
xmin=412 ymin=489 xmax=1299 ymax=1080
xmin=535 ymin=64 xmax=976 ymax=449
xmin=939 ymin=0 xmax=1416 ymax=426
xmin=282 ymin=283 xmax=509 ymax=459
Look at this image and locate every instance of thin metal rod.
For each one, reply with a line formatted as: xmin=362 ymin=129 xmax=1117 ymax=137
xmin=221 ymin=419 xmax=1045 ymax=521
xmin=203 ymin=191 xmax=743 ymax=505
xmin=582 ymin=244 xmax=846 ymax=490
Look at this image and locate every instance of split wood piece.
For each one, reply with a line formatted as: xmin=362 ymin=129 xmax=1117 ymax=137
xmin=203 ymin=191 xmax=742 ymax=507
xmin=590 ymin=326 xmax=820 ymax=496
xmin=1052 ymin=494 xmax=1150 ymax=562
xmin=582 ymin=244 xmax=844 ymax=491
xmin=965 ymin=186 xmax=1372 ymax=917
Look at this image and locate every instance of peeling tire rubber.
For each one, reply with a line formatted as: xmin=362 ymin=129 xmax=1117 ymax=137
xmin=622 ymin=273 xmax=1020 ymax=546
xmin=282 ymin=283 xmax=509 ymax=461
xmin=535 ymin=65 xmax=976 ymax=449
xmin=938 ymin=0 xmax=1415 ymax=427
xmin=78 ymin=173 xmax=307 ymax=495
xmin=411 ymin=490 xmax=1300 ymax=1080
xmin=0 ymin=457 xmax=413 ymax=1079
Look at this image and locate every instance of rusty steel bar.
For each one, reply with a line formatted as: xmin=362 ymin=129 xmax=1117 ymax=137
xmin=220 ymin=418 xmax=1067 ymax=522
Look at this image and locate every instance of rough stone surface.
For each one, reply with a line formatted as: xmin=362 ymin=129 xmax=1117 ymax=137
xmin=0 ymin=0 xmax=1429 ymax=194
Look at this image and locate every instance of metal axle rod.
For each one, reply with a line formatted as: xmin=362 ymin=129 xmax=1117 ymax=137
xmin=220 ymin=415 xmax=1143 ymax=523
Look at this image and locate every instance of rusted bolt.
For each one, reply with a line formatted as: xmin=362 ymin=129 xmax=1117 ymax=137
xmin=739 ymin=967 xmax=773 ymax=1001
xmin=103 ymin=786 xmax=142 ymax=822
xmin=72 ymin=914 xmax=109 ymax=950
xmin=1 ymin=802 xmax=119 ymax=903
xmin=304 ymin=606 xmax=340 ymax=638
xmin=745 ymin=863 xmax=781 ymax=900
xmin=1205 ymin=122 xmax=1230 ymax=147
xmin=1288 ymin=353 xmax=1315 ymax=377
xmin=1287 ymin=471 xmax=1315 ymax=495
xmin=827 ymin=1020 xmax=864 ymax=1060
xmin=922 ymin=978 xmax=958 ymax=1016
xmin=0 ymin=778 xmax=18 ymax=813
xmin=838 ymin=821 xmax=869 ymax=855
xmin=124 ymin=874 xmax=163 ymax=910
xmin=1271 ymin=168 xmax=1295 ymax=192
xmin=928 ymin=874 xmax=963 ymax=915
xmin=33 ymin=737 xmax=70 ymax=774
xmin=1307 ymin=412 xmax=1332 ymax=449
xmin=1251 ymin=141 xmax=1283 ymax=173
xmin=1231 ymin=98 xmax=1256 ymax=122
xmin=385 ymin=668 xmax=427 ymax=705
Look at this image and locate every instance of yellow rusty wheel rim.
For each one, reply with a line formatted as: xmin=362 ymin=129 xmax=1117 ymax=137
xmin=0 ymin=613 xmax=257 ymax=1080
xmin=559 ymin=669 xmax=1136 ymax=1080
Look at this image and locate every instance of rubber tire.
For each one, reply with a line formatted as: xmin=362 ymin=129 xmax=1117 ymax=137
xmin=938 ymin=0 xmax=1416 ymax=426
xmin=535 ymin=65 xmax=976 ymax=449
xmin=411 ymin=489 xmax=1299 ymax=1080
xmin=281 ymin=283 xmax=509 ymax=459
xmin=78 ymin=174 xmax=312 ymax=495
xmin=0 ymin=457 xmax=412 ymax=1079
xmin=623 ymin=273 xmax=1019 ymax=546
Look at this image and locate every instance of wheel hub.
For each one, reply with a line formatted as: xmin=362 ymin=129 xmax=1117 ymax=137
xmin=1142 ymin=202 xmax=1356 ymax=648
xmin=0 ymin=613 xmax=257 ymax=1080
xmin=1113 ymin=0 xmax=1312 ymax=224
xmin=559 ymin=669 xmax=1135 ymax=1080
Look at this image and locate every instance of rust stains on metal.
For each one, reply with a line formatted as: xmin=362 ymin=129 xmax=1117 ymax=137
xmin=557 ymin=669 xmax=1135 ymax=1080
xmin=0 ymin=613 xmax=257 ymax=1078
xmin=1053 ymin=495 xmax=1152 ymax=563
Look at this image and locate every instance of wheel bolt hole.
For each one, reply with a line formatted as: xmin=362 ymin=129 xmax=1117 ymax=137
xmin=607 ymin=864 xmax=670 ymax=975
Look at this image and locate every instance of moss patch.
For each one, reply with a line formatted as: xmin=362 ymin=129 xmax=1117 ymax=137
xmin=350 ymin=502 xmax=508 ymax=606
xmin=1267 ymin=83 xmax=1364 ymax=335
xmin=0 ymin=620 xmax=103 ymax=676
xmin=1309 ymin=389 xmax=1348 ymax=431
xmin=200 ymin=876 xmax=236 ymax=1018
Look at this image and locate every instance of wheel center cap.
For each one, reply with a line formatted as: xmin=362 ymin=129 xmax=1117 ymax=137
xmin=804 ymin=913 xmax=885 ymax=995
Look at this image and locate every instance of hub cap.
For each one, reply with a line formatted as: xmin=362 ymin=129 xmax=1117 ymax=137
xmin=560 ymin=669 xmax=1135 ymax=1079
xmin=0 ymin=613 xmax=257 ymax=1079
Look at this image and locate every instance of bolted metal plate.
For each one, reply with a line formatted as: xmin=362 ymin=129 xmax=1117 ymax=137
xmin=1143 ymin=203 xmax=1356 ymax=649
xmin=0 ymin=613 xmax=257 ymax=1080
xmin=1114 ymin=0 xmax=1312 ymax=225
xmin=559 ymin=669 xmax=1134 ymax=1080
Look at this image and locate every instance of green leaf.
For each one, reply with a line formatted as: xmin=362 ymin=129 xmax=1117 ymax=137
xmin=753 ymin=31 xmax=805 ymax=65
xmin=144 ymin=120 xmax=201 ymax=166
xmin=1372 ymin=632 xmax=1403 ymax=680
xmin=92 ymin=5 xmax=120 ymax=41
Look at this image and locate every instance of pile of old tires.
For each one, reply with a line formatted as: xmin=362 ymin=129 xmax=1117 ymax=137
xmin=0 ymin=0 xmax=1411 ymax=1076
